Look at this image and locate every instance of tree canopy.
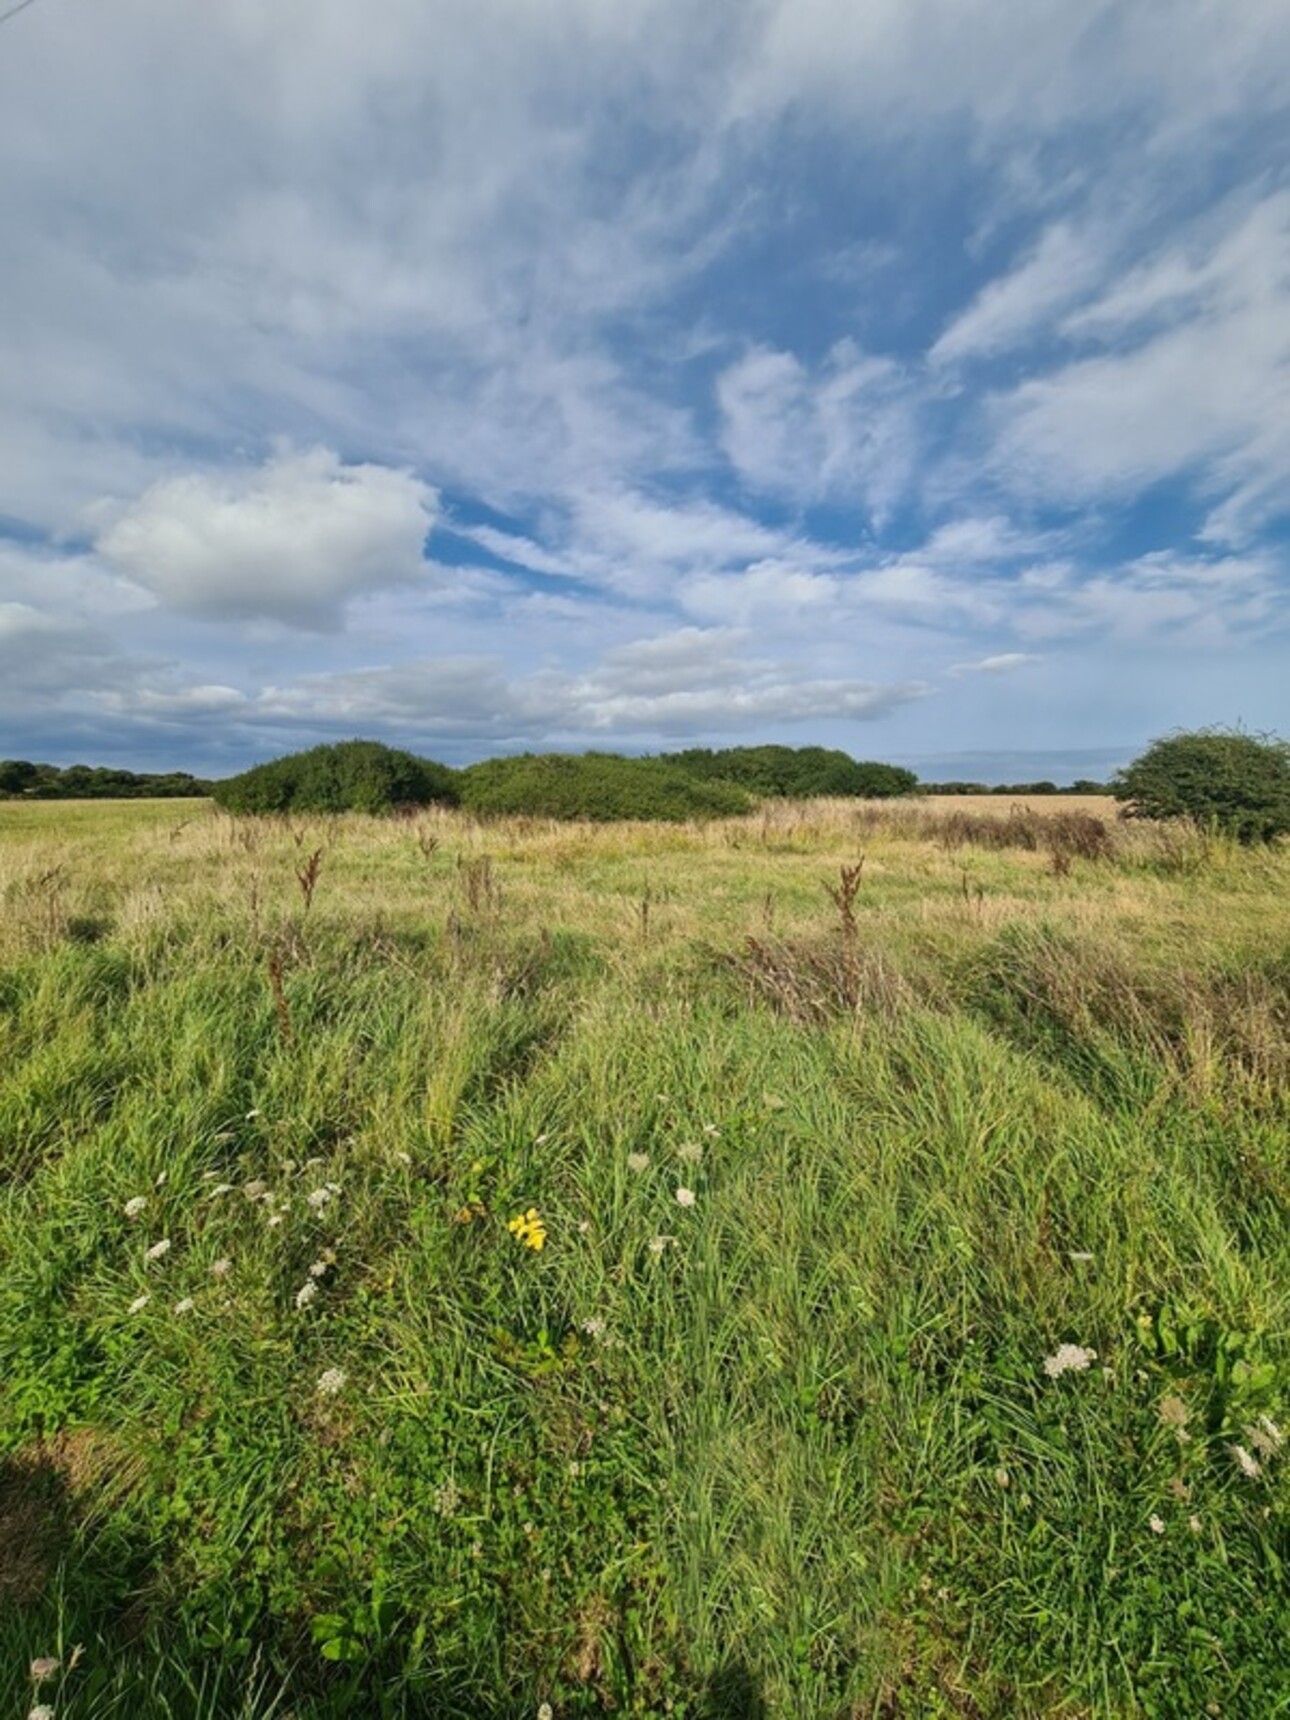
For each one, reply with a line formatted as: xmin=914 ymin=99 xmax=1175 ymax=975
xmin=1112 ymin=728 xmax=1290 ymax=843
xmin=211 ymin=741 xmax=460 ymax=814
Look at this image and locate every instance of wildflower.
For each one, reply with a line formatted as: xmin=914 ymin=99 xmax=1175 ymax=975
xmin=28 ymin=1706 xmax=55 ymax=1720
xmin=538 ymin=1705 xmax=554 ymax=1720
xmin=128 ymin=1294 xmax=150 ymax=1314
xmin=1231 ymin=1443 xmax=1262 ymax=1479
xmin=123 ymin=1196 xmax=147 ymax=1219
xmin=267 ymin=1214 xmax=284 ymax=1228
xmin=308 ymin=1253 xmax=333 ymax=1278
xmin=30 ymin=1656 xmax=60 ymax=1681
xmin=507 ymin=1208 xmax=547 ymax=1251
xmin=627 ymin=1152 xmax=649 ymax=1173
xmin=676 ymin=1142 xmax=703 ymax=1164
xmin=155 ymin=1171 xmax=167 ymax=1187
xmin=307 ymin=1187 xmax=332 ymax=1211
xmin=648 ymin=1234 xmax=675 ymax=1255
xmin=145 ymin=1238 xmax=171 ymax=1262
xmin=393 ymin=1150 xmax=412 ymax=1166
xmin=577 ymin=1218 xmax=591 ymax=1234
xmin=1068 ymin=1250 xmax=1094 ymax=1263
xmin=433 ymin=1479 xmax=462 ymax=1518
xmin=173 ymin=1297 xmax=195 ymax=1315
xmin=993 ymin=1467 xmax=1010 ymax=1489
xmin=210 ymin=1258 xmax=232 ymax=1278
xmin=534 ymin=1132 xmax=550 ymax=1145
xmin=1158 ymin=1396 xmax=1191 ymax=1442
xmin=242 ymin=1180 xmax=269 ymax=1201
xmin=1148 ymin=1514 xmax=1165 ymax=1535
xmin=295 ymin=1281 xmax=319 ymax=1309
xmin=1042 ymin=1343 xmax=1097 ymax=1378
xmin=316 ymin=1367 xmax=347 ymax=1396
xmin=581 ymin=1317 xmax=607 ymax=1338
xmin=1189 ymin=1515 xmax=1203 ymax=1534
xmin=675 ymin=1186 xmax=696 ymax=1208
xmin=702 ymin=1123 xmax=720 ymax=1136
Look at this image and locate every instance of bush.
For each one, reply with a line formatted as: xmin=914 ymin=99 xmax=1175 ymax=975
xmin=212 ymin=741 xmax=459 ymax=815
xmin=458 ymin=753 xmax=752 ymax=821
xmin=1112 ymin=728 xmax=1290 ymax=844
xmin=661 ymin=746 xmax=918 ymax=799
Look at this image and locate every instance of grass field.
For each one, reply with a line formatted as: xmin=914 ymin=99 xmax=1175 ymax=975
xmin=2 ymin=798 xmax=1288 ymax=1718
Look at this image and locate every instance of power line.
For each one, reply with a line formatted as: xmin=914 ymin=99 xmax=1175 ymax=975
xmin=0 ymin=0 xmax=43 ymax=26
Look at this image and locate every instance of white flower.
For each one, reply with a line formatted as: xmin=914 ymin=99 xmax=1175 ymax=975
xmin=1231 ymin=1443 xmax=1263 ymax=1479
xmin=534 ymin=1133 xmax=550 ymax=1145
xmin=295 ymin=1281 xmax=319 ymax=1309
xmin=245 ymin=1108 xmax=261 ymax=1119
xmin=145 ymin=1238 xmax=171 ymax=1262
xmin=1043 ymin=1343 xmax=1097 ymax=1378
xmin=993 ymin=1467 xmax=1010 ymax=1489
xmin=210 ymin=1258 xmax=232 ymax=1278
xmin=676 ymin=1142 xmax=703 ymax=1164
xmin=627 ymin=1152 xmax=649 ymax=1173
xmin=308 ymin=1258 xmax=330 ymax=1278
xmin=30 ymin=1656 xmax=60 ymax=1682
xmin=242 ymin=1180 xmax=269 ymax=1201
xmin=28 ymin=1705 xmax=56 ymax=1720
xmin=173 ymin=1297 xmax=195 ymax=1315
xmin=537 ymin=1705 xmax=554 ymax=1720
xmin=155 ymin=1171 xmax=167 ymax=1187
xmin=123 ymin=1196 xmax=147 ymax=1219
xmin=393 ymin=1150 xmax=412 ymax=1166
xmin=702 ymin=1123 xmax=720 ymax=1136
xmin=1148 ymin=1514 xmax=1165 ymax=1535
xmin=674 ymin=1186 xmax=696 ymax=1208
xmin=209 ymin=1183 xmax=234 ymax=1197
xmin=581 ymin=1317 xmax=607 ymax=1338
xmin=267 ymin=1214 xmax=284 ymax=1228
xmin=316 ymin=1367 xmax=347 ymax=1396
xmin=307 ymin=1187 xmax=332 ymax=1211
xmin=1188 ymin=1515 xmax=1203 ymax=1534
xmin=648 ymin=1234 xmax=675 ymax=1256
xmin=128 ymin=1294 xmax=150 ymax=1314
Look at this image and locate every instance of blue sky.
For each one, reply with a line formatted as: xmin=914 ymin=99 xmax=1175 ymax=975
xmin=1 ymin=0 xmax=1288 ymax=782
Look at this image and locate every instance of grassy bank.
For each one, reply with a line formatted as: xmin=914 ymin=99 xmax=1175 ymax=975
xmin=2 ymin=800 xmax=1288 ymax=1717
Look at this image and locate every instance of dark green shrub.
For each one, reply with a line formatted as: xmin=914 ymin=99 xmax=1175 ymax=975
xmin=662 ymin=746 xmax=918 ymax=799
xmin=458 ymin=753 xmax=751 ymax=821
xmin=1112 ymin=728 xmax=1290 ymax=844
xmin=212 ymin=741 xmax=459 ymax=815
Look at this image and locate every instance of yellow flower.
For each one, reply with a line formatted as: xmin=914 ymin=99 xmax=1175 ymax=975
xmin=507 ymin=1208 xmax=547 ymax=1251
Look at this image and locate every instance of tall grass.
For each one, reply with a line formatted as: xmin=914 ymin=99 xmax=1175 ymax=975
xmin=1 ymin=800 xmax=1288 ymax=1718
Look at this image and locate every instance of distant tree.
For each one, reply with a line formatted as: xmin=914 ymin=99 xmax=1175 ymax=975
xmin=212 ymin=741 xmax=459 ymax=814
xmin=1112 ymin=728 xmax=1290 ymax=844
xmin=662 ymin=746 xmax=917 ymax=799
xmin=0 ymin=759 xmax=38 ymax=795
xmin=459 ymin=753 xmax=751 ymax=821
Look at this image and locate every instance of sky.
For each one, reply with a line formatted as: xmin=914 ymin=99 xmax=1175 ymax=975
xmin=1 ymin=0 xmax=1288 ymax=783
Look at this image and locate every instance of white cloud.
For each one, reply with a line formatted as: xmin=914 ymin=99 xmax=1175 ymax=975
xmin=718 ymin=341 xmax=920 ymax=518
xmin=930 ymin=222 xmax=1109 ymax=365
xmin=948 ymin=652 xmax=1038 ymax=675
xmin=989 ymin=191 xmax=1290 ymax=541
xmin=97 ymin=449 xmax=437 ymax=628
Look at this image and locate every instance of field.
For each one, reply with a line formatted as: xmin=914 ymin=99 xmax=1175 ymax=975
xmin=2 ymin=797 xmax=1288 ymax=1719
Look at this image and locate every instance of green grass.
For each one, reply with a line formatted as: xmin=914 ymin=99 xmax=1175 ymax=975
xmin=1 ymin=800 xmax=1288 ymax=1717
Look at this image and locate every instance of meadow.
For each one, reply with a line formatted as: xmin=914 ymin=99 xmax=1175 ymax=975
xmin=1 ymin=797 xmax=1288 ymax=1719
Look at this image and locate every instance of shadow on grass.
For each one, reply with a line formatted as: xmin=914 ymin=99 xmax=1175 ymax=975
xmin=701 ymin=1658 xmax=768 ymax=1720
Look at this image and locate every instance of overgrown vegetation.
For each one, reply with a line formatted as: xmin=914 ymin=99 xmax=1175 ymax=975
xmin=458 ymin=751 xmax=753 ymax=820
xmin=211 ymin=741 xmax=460 ymax=815
xmin=2 ymin=798 xmax=1288 ymax=1717
xmin=0 ymin=761 xmax=212 ymax=800
xmin=660 ymin=745 xmax=918 ymax=799
xmin=1113 ymin=727 xmax=1290 ymax=843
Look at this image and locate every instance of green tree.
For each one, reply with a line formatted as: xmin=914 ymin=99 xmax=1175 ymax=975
xmin=1112 ymin=728 xmax=1290 ymax=844
xmin=212 ymin=741 xmax=459 ymax=814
